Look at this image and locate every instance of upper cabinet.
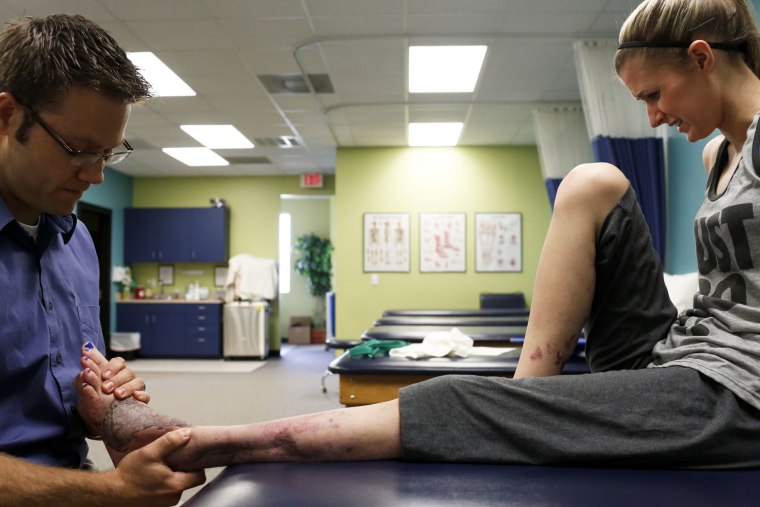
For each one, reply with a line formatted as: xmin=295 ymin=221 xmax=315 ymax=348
xmin=124 ymin=207 xmax=229 ymax=263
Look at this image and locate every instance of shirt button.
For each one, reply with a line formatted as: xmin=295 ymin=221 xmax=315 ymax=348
xmin=56 ymin=353 xmax=62 ymax=364
xmin=48 ymin=301 xmax=53 ymax=310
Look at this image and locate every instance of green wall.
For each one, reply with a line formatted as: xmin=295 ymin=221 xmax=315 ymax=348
xmin=129 ymin=175 xmax=335 ymax=348
xmin=334 ymin=146 xmax=550 ymax=339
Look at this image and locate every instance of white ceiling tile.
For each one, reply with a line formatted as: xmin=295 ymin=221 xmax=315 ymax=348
xmin=406 ymin=0 xmax=508 ymax=15
xmin=311 ymin=15 xmax=405 ymax=35
xmin=0 ymin=0 xmax=640 ymax=175
xmin=238 ymin=48 xmax=306 ymax=75
xmin=0 ymin=0 xmax=112 ymax=20
xmin=272 ymin=94 xmax=323 ymax=111
xmin=406 ymin=14 xmax=504 ymax=34
xmin=306 ymin=0 xmax=404 ymax=17
xmin=99 ymin=0 xmax=214 ymax=21
xmin=125 ymin=19 xmax=231 ymax=51
xmin=498 ymin=12 xmax=609 ymax=33
xmin=217 ymin=17 xmax=315 ymax=49
xmin=205 ymin=0 xmax=307 ymax=18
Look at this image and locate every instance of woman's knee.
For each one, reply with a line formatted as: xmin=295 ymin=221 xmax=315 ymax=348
xmin=554 ymin=163 xmax=630 ymax=221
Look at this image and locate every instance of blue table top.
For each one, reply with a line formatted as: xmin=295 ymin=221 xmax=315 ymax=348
xmin=362 ymin=324 xmax=528 ymax=341
xmin=383 ymin=308 xmax=530 ymax=317
xmin=373 ymin=316 xmax=530 ymax=326
xmin=183 ymin=460 xmax=760 ymax=507
xmin=328 ymin=350 xmax=590 ymax=376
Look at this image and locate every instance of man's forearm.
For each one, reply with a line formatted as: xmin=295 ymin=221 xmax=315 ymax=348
xmin=0 ymin=453 xmax=113 ymax=507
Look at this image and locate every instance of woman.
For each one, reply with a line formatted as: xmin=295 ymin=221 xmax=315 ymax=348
xmin=400 ymin=0 xmax=760 ymax=468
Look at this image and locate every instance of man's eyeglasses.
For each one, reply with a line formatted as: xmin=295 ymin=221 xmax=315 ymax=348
xmin=16 ymin=98 xmax=133 ymax=166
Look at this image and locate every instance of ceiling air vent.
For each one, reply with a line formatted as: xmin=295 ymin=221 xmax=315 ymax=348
xmin=225 ymin=156 xmax=272 ymax=165
xmin=253 ymin=136 xmax=300 ymax=148
xmin=257 ymin=73 xmax=334 ymax=94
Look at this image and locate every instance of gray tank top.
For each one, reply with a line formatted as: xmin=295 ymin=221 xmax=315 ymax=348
xmin=651 ymin=112 xmax=760 ymax=411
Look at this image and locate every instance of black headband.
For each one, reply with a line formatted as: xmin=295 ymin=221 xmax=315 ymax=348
xmin=618 ymin=40 xmax=747 ymax=53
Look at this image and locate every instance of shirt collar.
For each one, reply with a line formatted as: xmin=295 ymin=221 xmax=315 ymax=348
xmin=0 ymin=195 xmax=15 ymax=231
xmin=0 ymin=195 xmax=78 ymax=244
xmin=45 ymin=213 xmax=78 ymax=244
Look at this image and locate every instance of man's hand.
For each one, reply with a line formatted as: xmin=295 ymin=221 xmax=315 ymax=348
xmin=0 ymin=432 xmax=205 ymax=507
xmin=107 ymin=429 xmax=206 ymax=507
xmin=81 ymin=342 xmax=150 ymax=403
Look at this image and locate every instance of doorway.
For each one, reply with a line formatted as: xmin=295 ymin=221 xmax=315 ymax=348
xmin=77 ymin=202 xmax=113 ymax=353
xmin=279 ymin=195 xmax=332 ymax=340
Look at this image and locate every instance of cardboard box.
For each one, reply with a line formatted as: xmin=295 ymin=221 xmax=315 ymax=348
xmin=288 ymin=316 xmax=312 ymax=344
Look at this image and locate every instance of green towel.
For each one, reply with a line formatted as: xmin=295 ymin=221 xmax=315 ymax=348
xmin=349 ymin=339 xmax=409 ymax=358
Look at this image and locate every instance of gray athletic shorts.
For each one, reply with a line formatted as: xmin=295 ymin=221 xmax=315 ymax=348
xmin=399 ymin=187 xmax=760 ymax=468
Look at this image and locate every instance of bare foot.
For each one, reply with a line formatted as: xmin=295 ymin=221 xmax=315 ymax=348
xmin=77 ymin=360 xmax=190 ymax=452
xmin=76 ymin=365 xmax=113 ymax=438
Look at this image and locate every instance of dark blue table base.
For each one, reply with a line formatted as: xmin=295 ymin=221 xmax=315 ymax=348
xmin=184 ymin=460 xmax=760 ymax=507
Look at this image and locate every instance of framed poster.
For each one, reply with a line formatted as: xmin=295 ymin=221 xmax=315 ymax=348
xmin=475 ymin=213 xmax=522 ymax=272
xmin=158 ymin=264 xmax=174 ymax=285
xmin=214 ymin=266 xmax=228 ymax=287
xmin=419 ymin=213 xmax=466 ymax=272
xmin=363 ymin=213 xmax=410 ymax=272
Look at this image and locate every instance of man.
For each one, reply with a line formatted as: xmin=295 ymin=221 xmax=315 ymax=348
xmin=0 ymin=14 xmax=204 ymax=506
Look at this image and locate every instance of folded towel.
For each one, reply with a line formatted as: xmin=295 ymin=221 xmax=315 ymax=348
xmin=349 ymin=339 xmax=409 ymax=358
xmin=389 ymin=328 xmax=516 ymax=359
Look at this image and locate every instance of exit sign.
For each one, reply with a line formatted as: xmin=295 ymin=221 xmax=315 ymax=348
xmin=300 ymin=173 xmax=323 ymax=188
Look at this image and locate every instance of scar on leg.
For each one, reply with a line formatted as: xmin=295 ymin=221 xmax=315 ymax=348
xmin=529 ymin=347 xmax=543 ymax=361
xmin=104 ymin=398 xmax=189 ymax=452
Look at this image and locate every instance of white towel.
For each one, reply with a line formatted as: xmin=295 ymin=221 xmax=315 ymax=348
xmin=225 ymin=254 xmax=279 ymax=301
xmin=389 ymin=328 xmax=517 ymax=359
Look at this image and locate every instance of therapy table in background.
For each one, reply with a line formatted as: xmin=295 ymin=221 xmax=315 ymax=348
xmin=372 ymin=314 xmax=529 ymax=326
xmin=328 ymin=348 xmax=589 ymax=406
xmin=183 ymin=460 xmax=760 ymax=507
xmin=362 ymin=324 xmax=529 ymax=344
xmin=382 ymin=308 xmax=529 ymax=318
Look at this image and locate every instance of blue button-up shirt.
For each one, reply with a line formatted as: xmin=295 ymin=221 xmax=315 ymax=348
xmin=0 ymin=196 xmax=104 ymax=468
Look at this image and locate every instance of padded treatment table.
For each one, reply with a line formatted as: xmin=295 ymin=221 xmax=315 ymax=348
xmin=383 ymin=308 xmax=530 ymax=317
xmin=183 ymin=460 xmax=760 ymax=507
xmin=328 ymin=348 xmax=589 ymax=406
xmin=362 ymin=324 xmax=529 ymax=344
xmin=373 ymin=315 xmax=529 ymax=326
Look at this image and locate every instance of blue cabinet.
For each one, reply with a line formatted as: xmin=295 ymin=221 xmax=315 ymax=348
xmin=117 ymin=303 xmax=223 ymax=358
xmin=124 ymin=208 xmax=228 ymax=263
xmin=186 ymin=208 xmax=228 ymax=262
xmin=184 ymin=303 xmax=222 ymax=356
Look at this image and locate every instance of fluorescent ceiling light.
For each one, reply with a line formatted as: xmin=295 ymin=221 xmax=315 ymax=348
xmin=181 ymin=125 xmax=254 ymax=149
xmin=162 ymin=147 xmax=228 ymax=166
xmin=408 ymin=122 xmax=463 ymax=147
xmin=127 ymin=52 xmax=196 ymax=97
xmin=409 ymin=45 xmax=487 ymax=93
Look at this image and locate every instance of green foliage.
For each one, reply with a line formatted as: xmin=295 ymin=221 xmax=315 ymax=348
xmin=293 ymin=233 xmax=334 ymax=297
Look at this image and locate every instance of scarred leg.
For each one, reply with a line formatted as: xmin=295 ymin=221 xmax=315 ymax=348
xmin=515 ymin=163 xmax=629 ymax=378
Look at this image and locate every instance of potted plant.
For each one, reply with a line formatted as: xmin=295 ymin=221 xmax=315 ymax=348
xmin=293 ymin=233 xmax=333 ymax=343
